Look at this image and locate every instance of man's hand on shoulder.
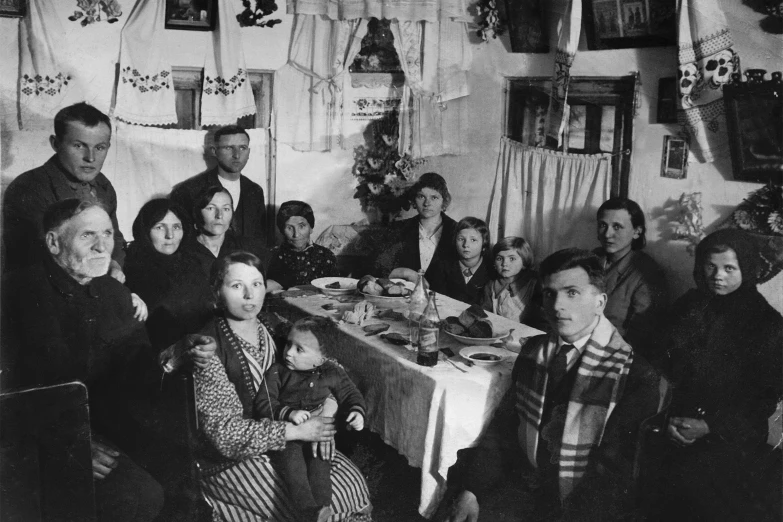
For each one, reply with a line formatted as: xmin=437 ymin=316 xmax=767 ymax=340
xmin=108 ymin=260 xmax=125 ymax=283
xmin=130 ymin=293 xmax=148 ymax=322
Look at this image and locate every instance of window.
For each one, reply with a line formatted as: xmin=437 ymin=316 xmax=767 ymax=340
xmin=167 ymin=67 xmax=273 ymax=130
xmin=505 ymin=76 xmax=637 ymax=197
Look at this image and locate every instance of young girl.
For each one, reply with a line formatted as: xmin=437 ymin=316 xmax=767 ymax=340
xmin=255 ymin=316 xmax=366 ymax=522
xmin=480 ymin=237 xmax=539 ymax=324
xmin=428 ymin=217 xmax=492 ymax=304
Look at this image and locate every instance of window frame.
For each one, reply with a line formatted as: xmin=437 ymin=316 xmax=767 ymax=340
xmin=504 ymin=75 xmax=637 ymax=197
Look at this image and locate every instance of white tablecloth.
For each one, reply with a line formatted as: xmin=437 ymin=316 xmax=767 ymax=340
xmin=271 ymin=291 xmax=544 ymax=517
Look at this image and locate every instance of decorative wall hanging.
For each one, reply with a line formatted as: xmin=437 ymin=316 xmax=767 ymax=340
xmin=584 ymin=0 xmax=675 ymax=50
xmin=114 ymin=0 xmax=178 ymax=126
xmin=656 ymin=77 xmax=677 ymax=123
xmin=723 ymin=69 xmax=782 ymax=184
xmin=543 ymin=0 xmax=580 ymax=147
xmin=0 ymin=0 xmax=26 ymax=17
xmin=474 ymin=0 xmax=504 ymax=41
xmin=504 ymin=0 xmax=548 ymax=53
xmin=350 ymin=97 xmax=402 ymax=121
xmin=677 ymin=0 xmax=738 ymax=163
xmin=165 ymin=0 xmax=216 ymax=30
xmin=660 ymin=135 xmax=688 ymax=179
xmin=201 ymin=0 xmax=256 ymax=125
xmin=350 ymin=18 xmax=402 ymax=74
xmin=236 ymin=0 xmax=281 ymax=27
xmin=68 ymin=0 xmax=122 ymax=25
xmin=671 ymin=192 xmax=705 ymax=256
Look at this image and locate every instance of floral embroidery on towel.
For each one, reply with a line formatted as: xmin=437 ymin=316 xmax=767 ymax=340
xmin=20 ymin=73 xmax=71 ymax=97
xmin=68 ymin=0 xmax=123 ymax=26
xmin=121 ymin=67 xmax=171 ymax=93
xmin=204 ymin=69 xmax=248 ymax=96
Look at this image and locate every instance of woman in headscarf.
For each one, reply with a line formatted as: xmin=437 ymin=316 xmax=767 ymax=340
xmin=663 ymin=229 xmax=782 ymax=521
xmin=125 ymin=198 xmax=214 ymax=351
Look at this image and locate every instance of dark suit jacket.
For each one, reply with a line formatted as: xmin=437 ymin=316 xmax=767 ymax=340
xmin=428 ymin=255 xmax=492 ymax=304
xmin=379 ymin=213 xmax=457 ymax=280
xmin=170 ymin=167 xmax=266 ymax=244
xmin=2 ymin=155 xmax=126 ymax=272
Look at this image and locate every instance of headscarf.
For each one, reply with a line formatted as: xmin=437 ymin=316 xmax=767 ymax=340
xmin=693 ymin=229 xmax=760 ymax=295
xmin=126 ymin=198 xmax=191 ymax=275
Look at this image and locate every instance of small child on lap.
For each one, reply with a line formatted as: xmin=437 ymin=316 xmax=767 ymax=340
xmin=267 ymin=200 xmax=339 ymax=289
xmin=480 ymin=237 xmax=540 ymax=324
xmin=255 ymin=316 xmax=365 ymax=522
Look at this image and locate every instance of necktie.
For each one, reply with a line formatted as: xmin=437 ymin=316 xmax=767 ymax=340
xmin=462 ymin=267 xmax=472 ymax=279
xmin=548 ymin=344 xmax=576 ymax=389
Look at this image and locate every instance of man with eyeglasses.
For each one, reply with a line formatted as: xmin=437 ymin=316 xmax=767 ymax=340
xmin=171 ymin=125 xmax=266 ymax=244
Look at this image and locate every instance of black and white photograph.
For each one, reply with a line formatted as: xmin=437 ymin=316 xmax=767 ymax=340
xmin=1 ymin=1 xmax=781 ymax=522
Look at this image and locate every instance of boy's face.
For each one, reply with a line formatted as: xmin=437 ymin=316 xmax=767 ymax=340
xmin=284 ymin=328 xmax=324 ymax=371
xmin=455 ymin=228 xmax=483 ymax=263
xmin=283 ymin=216 xmax=312 ymax=252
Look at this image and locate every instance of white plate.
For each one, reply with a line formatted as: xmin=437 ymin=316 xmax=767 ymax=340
xmin=311 ymin=277 xmax=358 ymax=296
xmin=443 ymin=328 xmax=510 ymax=345
xmin=460 ymin=346 xmax=510 ymax=365
xmin=359 ymin=279 xmax=414 ymax=306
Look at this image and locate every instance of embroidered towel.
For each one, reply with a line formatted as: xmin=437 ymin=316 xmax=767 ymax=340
xmin=677 ymin=0 xmax=738 ymax=163
xmin=114 ymin=0 xmax=177 ymax=126
xmin=543 ymin=0 xmax=581 ymax=147
xmin=19 ymin=0 xmax=84 ymax=129
xmin=201 ymin=0 xmax=257 ymax=126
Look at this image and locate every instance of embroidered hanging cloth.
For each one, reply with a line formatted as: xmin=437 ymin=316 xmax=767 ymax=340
xmin=677 ymin=0 xmax=738 ymax=163
xmin=201 ymin=0 xmax=257 ymax=126
xmin=18 ymin=0 xmax=85 ymax=129
xmin=543 ymin=0 xmax=581 ymax=147
xmin=286 ymin=0 xmax=470 ymax=21
xmin=113 ymin=0 xmax=177 ymax=126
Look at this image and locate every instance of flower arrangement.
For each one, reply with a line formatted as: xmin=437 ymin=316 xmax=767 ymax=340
xmin=474 ymin=0 xmax=505 ymax=42
xmin=236 ymin=0 xmax=282 ymax=28
xmin=352 ymin=112 xmax=425 ymax=220
xmin=673 ymin=192 xmax=706 ymax=256
xmin=68 ymin=0 xmax=122 ymax=26
xmin=726 ymin=183 xmax=783 ymax=236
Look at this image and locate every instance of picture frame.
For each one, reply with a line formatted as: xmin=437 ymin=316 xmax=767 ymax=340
xmin=165 ymin=0 xmax=216 ymax=31
xmin=656 ymin=77 xmax=678 ymax=124
xmin=584 ymin=0 xmax=676 ymax=50
xmin=722 ymin=70 xmax=783 ymax=184
xmin=660 ymin=135 xmax=689 ymax=179
xmin=0 ymin=0 xmax=26 ymax=18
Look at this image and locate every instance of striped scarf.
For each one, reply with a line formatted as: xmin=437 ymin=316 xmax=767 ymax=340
xmin=515 ymin=315 xmax=633 ymax=502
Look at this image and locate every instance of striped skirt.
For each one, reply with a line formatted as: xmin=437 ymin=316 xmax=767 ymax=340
xmin=201 ymin=451 xmax=372 ymax=521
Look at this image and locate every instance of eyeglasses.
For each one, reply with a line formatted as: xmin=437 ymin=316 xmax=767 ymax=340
xmin=215 ymin=145 xmax=249 ymax=154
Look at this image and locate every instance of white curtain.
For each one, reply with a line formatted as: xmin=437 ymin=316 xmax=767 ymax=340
xmin=106 ymin=122 xmax=268 ymax=239
xmin=391 ymin=19 xmax=470 ymax=158
xmin=487 ymin=137 xmax=612 ymax=264
xmin=275 ymin=15 xmax=368 ymax=151
xmin=286 ymin=0 xmax=470 ymax=22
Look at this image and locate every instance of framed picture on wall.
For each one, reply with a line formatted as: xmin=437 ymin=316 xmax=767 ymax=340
xmin=660 ymin=136 xmax=688 ymax=179
xmin=165 ymin=0 xmax=217 ymax=31
xmin=0 ymin=0 xmax=26 ymax=17
xmin=656 ymin=77 xmax=678 ymax=124
xmin=584 ymin=0 xmax=676 ymax=50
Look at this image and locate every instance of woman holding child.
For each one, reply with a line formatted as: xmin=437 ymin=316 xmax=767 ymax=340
xmin=194 ymin=252 xmax=371 ymax=522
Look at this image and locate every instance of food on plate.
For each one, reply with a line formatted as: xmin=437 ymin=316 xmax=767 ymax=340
xmin=445 ymin=304 xmax=495 ymax=338
xmin=380 ymin=332 xmax=409 ymax=345
xmin=468 ymin=352 xmax=501 ymax=362
xmin=357 ymin=275 xmax=412 ymax=297
xmin=342 ymin=300 xmax=375 ymax=325
xmin=325 ymin=281 xmax=341 ymax=289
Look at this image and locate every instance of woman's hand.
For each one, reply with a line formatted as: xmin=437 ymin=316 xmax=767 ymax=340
xmin=91 ymin=440 xmax=120 ymax=480
xmin=130 ymin=293 xmax=148 ymax=322
xmin=668 ymin=417 xmax=709 ymax=446
xmin=109 ymin=260 xmax=126 ymax=283
xmin=286 ymin=416 xmax=336 ymax=443
xmin=311 ymin=439 xmax=336 ymax=461
xmin=346 ymin=411 xmax=364 ymax=431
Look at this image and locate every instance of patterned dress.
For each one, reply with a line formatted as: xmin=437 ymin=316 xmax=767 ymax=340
xmin=195 ymin=318 xmax=371 ymax=521
xmin=267 ymin=243 xmax=338 ymax=289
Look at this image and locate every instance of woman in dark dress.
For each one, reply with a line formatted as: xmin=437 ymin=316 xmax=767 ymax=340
xmin=124 ymin=198 xmax=215 ymax=351
xmin=664 ymin=229 xmax=782 ymax=521
xmin=179 ymin=185 xmax=269 ymax=280
xmin=382 ymin=172 xmax=457 ymax=282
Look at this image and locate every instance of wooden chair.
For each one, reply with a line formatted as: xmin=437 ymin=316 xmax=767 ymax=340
xmin=0 ymin=381 xmax=95 ymax=522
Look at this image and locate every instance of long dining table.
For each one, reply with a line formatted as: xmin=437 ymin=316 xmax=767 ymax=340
xmin=266 ymin=288 xmax=544 ymax=518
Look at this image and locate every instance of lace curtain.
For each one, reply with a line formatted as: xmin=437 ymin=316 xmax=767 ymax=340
xmin=286 ymin=0 xmax=470 ymax=22
xmin=487 ymin=137 xmax=612 ymax=264
xmin=275 ymin=15 xmax=368 ymax=151
xmin=391 ymin=19 xmax=470 ymax=158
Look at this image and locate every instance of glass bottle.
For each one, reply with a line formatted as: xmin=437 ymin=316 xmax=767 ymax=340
xmin=408 ymin=270 xmax=428 ymax=347
xmin=417 ymin=291 xmax=440 ymax=367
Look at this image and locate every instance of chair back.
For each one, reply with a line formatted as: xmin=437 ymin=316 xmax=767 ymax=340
xmin=0 ymin=381 xmax=95 ymax=522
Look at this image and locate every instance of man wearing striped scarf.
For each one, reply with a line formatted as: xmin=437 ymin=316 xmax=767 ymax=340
xmin=449 ymin=249 xmax=660 ymax=521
